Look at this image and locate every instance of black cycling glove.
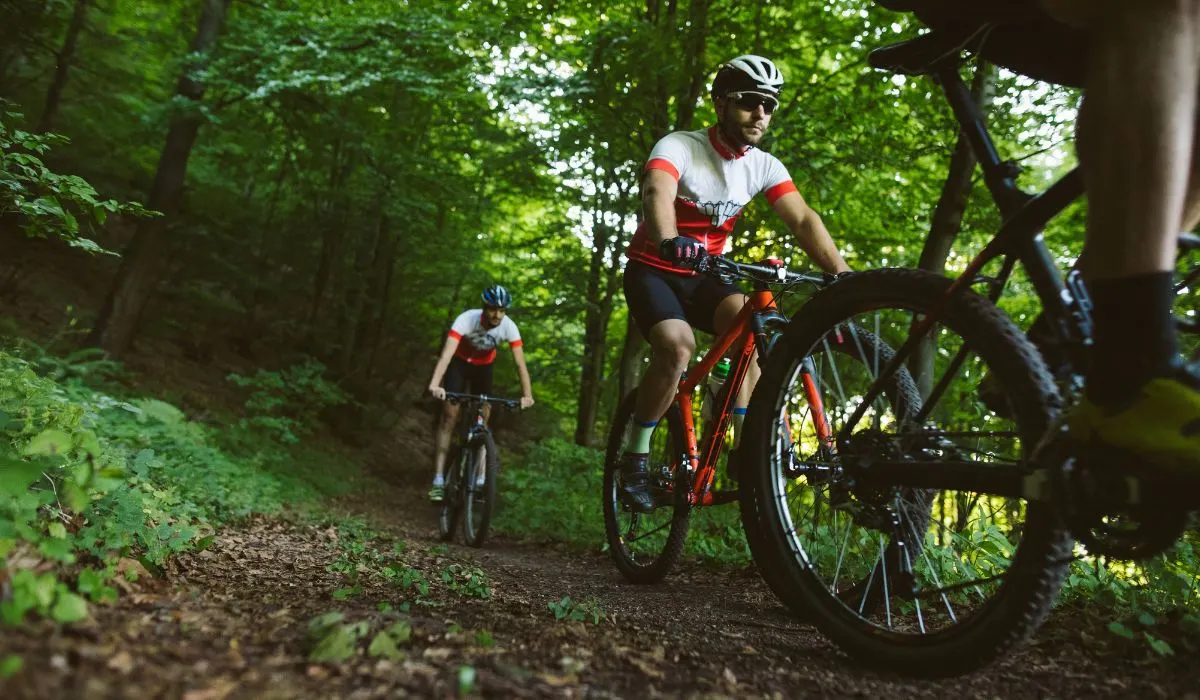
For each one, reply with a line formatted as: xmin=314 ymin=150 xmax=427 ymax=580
xmin=659 ymin=237 xmax=708 ymax=265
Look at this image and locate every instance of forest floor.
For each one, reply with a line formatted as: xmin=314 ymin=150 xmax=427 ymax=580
xmin=3 ymin=468 xmax=1198 ymax=699
xmin=2 ymin=235 xmax=1199 ymax=697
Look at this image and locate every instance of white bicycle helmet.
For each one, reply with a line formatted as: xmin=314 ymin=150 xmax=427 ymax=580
xmin=711 ymin=55 xmax=785 ymax=100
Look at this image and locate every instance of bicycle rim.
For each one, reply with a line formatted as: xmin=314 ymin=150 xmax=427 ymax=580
xmin=743 ymin=269 xmax=1072 ymax=676
xmin=602 ymin=393 xmax=692 ymax=584
xmin=464 ymin=433 xmax=499 ymax=547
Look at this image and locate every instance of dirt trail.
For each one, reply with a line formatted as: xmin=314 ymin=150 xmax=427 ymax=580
xmin=3 ymin=479 xmax=1197 ymax=699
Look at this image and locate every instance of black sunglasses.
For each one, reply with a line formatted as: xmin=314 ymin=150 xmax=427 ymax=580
xmin=729 ymin=92 xmax=778 ymax=114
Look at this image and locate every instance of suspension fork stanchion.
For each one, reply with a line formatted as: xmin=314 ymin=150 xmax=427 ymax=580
xmin=676 ymin=381 xmax=701 ymax=507
xmin=801 ymin=357 xmax=834 ymax=448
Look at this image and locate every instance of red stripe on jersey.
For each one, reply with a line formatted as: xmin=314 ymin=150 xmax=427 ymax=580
xmin=645 ymin=158 xmax=680 ymax=180
xmin=510 ymin=339 xmax=523 ymax=349
xmin=448 ymin=330 xmax=463 ymax=340
xmin=454 ymin=345 xmax=498 ymax=365
xmin=765 ymin=180 xmax=798 ymax=205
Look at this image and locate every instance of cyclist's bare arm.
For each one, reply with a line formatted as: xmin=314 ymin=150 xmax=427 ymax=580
xmin=643 ymin=169 xmax=681 ymax=245
xmin=771 ymin=190 xmax=851 ymax=274
xmin=428 ymin=336 xmax=460 ymax=400
xmin=511 ymin=345 xmax=535 ymax=408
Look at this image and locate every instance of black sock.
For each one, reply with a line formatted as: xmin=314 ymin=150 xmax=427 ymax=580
xmin=1086 ymin=272 xmax=1178 ymax=404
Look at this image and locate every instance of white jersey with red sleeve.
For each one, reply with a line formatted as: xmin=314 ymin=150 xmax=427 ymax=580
xmin=625 ymin=126 xmax=798 ymax=274
xmin=447 ymin=310 xmax=523 ymax=365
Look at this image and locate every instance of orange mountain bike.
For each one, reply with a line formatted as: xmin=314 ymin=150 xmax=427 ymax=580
xmin=602 ymin=256 xmax=829 ymax=583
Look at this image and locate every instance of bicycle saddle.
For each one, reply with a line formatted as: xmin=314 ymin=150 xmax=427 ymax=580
xmin=869 ymin=1 xmax=1088 ymax=87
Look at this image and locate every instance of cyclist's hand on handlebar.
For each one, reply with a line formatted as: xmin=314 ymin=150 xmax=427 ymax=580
xmin=659 ymin=237 xmax=708 ymax=266
xmin=520 ymin=395 xmax=535 ymax=410
xmin=429 ymin=385 xmax=446 ymax=401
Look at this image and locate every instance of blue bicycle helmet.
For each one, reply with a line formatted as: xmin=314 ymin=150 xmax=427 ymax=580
xmin=481 ymin=284 xmax=512 ymax=308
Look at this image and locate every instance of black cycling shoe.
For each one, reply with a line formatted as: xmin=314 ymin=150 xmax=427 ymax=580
xmin=617 ymin=452 xmax=656 ymax=513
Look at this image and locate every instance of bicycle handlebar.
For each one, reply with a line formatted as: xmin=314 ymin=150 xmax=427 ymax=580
xmin=442 ymin=391 xmax=523 ymax=410
xmin=692 ymin=255 xmax=832 ymax=288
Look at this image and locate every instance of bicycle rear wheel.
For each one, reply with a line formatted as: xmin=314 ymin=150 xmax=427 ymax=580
xmin=603 ymin=391 xmax=692 ymax=584
xmin=742 ymin=269 xmax=1072 ymax=676
xmin=463 ymin=432 xmax=499 ymax=547
xmin=438 ymin=445 xmax=464 ymax=542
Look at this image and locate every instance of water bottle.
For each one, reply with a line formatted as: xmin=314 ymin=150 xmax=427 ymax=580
xmin=700 ymin=357 xmax=732 ymax=425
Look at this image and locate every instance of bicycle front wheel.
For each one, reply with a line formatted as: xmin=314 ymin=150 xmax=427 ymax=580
xmin=741 ymin=269 xmax=1073 ymax=676
xmin=602 ymin=391 xmax=692 ymax=584
xmin=438 ymin=445 xmax=464 ymax=542
xmin=463 ymin=432 xmax=499 ymax=547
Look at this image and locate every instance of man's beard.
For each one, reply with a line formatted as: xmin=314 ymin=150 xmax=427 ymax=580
xmin=720 ymin=110 xmax=766 ymax=149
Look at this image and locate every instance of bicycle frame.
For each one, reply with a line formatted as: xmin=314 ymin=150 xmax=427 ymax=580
xmin=675 ymin=281 xmax=833 ymax=506
xmin=842 ymin=59 xmax=1089 ymax=441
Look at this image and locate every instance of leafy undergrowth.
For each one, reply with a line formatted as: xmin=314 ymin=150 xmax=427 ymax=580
xmin=492 ymin=437 xmax=752 ymax=567
xmin=0 ymin=345 xmax=366 ymax=631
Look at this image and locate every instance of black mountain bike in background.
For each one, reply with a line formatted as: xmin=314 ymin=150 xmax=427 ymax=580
xmin=737 ymin=15 xmax=1200 ymax=678
xmin=438 ymin=392 xmax=521 ymax=548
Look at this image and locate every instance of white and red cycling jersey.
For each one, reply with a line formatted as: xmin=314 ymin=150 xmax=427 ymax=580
xmin=626 ymin=126 xmax=798 ymax=274
xmin=447 ymin=310 xmax=523 ymax=365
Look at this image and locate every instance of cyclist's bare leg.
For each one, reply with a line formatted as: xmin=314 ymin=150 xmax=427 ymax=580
xmin=634 ymin=319 xmax=696 ymax=424
xmin=1074 ymin=0 xmax=1200 ymax=281
xmin=433 ymin=402 xmax=460 ymax=480
xmin=1058 ymin=0 xmax=1200 ymax=469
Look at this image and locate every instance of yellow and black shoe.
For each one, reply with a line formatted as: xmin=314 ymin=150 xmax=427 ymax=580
xmin=1068 ymin=369 xmax=1200 ymax=479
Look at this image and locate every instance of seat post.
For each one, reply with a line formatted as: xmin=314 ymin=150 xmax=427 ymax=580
xmin=933 ymin=63 xmax=1029 ymax=218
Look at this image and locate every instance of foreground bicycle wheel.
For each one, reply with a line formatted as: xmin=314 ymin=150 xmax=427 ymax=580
xmin=438 ymin=445 xmax=464 ymax=542
xmin=603 ymin=391 xmax=691 ymax=584
xmin=741 ymin=269 xmax=1073 ymax=676
xmin=463 ymin=432 xmax=499 ymax=547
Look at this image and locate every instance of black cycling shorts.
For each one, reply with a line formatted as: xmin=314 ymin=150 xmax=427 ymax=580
xmin=443 ymin=356 xmax=494 ymax=395
xmin=623 ymin=260 xmax=744 ymax=337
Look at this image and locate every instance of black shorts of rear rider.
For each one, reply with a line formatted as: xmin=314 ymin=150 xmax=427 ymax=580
xmin=623 ymin=260 xmax=743 ymax=338
xmin=442 ymin=356 xmax=494 ymax=395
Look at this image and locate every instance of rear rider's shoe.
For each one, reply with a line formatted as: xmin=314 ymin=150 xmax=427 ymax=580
xmin=428 ymin=484 xmax=445 ymax=503
xmin=616 ymin=452 xmax=655 ymax=513
xmin=1068 ymin=367 xmax=1200 ymax=479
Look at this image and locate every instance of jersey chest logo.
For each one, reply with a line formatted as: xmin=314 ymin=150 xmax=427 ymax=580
xmin=681 ymin=196 xmax=746 ymax=228
xmin=465 ymin=326 xmax=501 ymax=351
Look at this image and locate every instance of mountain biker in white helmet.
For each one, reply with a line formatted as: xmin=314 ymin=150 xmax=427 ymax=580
xmin=616 ymin=55 xmax=852 ymax=513
xmin=426 ymin=284 xmax=534 ymax=503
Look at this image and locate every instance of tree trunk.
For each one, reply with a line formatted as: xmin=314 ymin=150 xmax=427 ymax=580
xmin=909 ymin=62 xmax=995 ymax=397
xmin=308 ymin=140 xmax=351 ymax=331
xmin=87 ymin=0 xmax=231 ymax=356
xmin=647 ymin=0 xmax=678 ymax=143
xmin=37 ymin=0 xmax=89 ymax=133
xmin=673 ymin=0 xmax=709 ymax=132
xmin=575 ymin=218 xmax=613 ymax=446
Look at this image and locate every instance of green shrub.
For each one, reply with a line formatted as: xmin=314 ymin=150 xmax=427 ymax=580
xmin=0 ymin=349 xmax=363 ymax=626
xmin=227 ymin=359 xmax=351 ymax=443
xmin=1 ymin=101 xmax=153 ymax=252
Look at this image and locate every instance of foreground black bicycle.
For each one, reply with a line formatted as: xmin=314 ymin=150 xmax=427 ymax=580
xmin=438 ymin=392 xmax=521 ymax=547
xmin=738 ymin=13 xmax=1200 ymax=678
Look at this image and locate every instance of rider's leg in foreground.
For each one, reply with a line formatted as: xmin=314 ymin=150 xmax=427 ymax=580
xmin=430 ymin=402 xmax=460 ymax=502
xmin=618 ymin=294 xmax=762 ymax=510
xmin=1066 ymin=0 xmax=1200 ymax=471
xmin=712 ymin=294 xmax=760 ymax=478
xmin=619 ymin=319 xmax=694 ymax=513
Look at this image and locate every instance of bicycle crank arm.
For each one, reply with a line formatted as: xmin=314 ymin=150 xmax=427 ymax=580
xmin=853 ymin=460 xmax=1033 ymax=499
